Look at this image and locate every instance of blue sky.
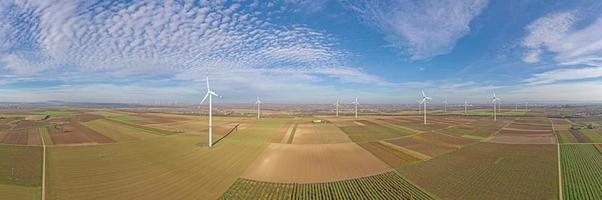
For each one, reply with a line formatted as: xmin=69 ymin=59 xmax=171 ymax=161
xmin=0 ymin=0 xmax=601 ymax=104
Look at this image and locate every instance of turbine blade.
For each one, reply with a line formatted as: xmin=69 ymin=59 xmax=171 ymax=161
xmin=200 ymin=93 xmax=209 ymax=104
xmin=206 ymin=76 xmax=210 ymax=91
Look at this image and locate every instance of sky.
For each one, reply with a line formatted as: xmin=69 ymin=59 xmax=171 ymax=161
xmin=0 ymin=0 xmax=601 ymax=104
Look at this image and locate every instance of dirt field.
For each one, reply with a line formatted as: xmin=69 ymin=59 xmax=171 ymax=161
xmin=26 ymin=128 xmax=41 ymax=146
xmin=241 ymin=143 xmax=392 ymax=183
xmin=1 ymin=129 xmax=29 ymax=145
xmin=49 ymin=123 xmax=114 ymax=145
xmin=359 ymin=142 xmax=420 ymax=168
xmin=291 ymin=122 xmax=351 ymax=144
xmin=271 ymin=122 xmax=292 ymax=143
xmin=385 ymin=132 xmax=473 ymax=157
xmin=82 ymin=119 xmax=159 ymax=142
xmin=400 ymin=143 xmax=558 ymax=200
xmin=594 ymin=144 xmax=602 ymax=154
xmin=291 ymin=123 xmax=318 ymax=144
xmin=489 ymin=134 xmax=557 ymax=144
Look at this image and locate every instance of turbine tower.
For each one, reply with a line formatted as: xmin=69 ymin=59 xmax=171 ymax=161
xmin=420 ymin=90 xmax=432 ymax=125
xmin=443 ymin=97 xmax=448 ymax=113
xmin=491 ymin=91 xmax=501 ymax=121
xmin=464 ymin=99 xmax=468 ymax=115
xmin=335 ymin=98 xmax=340 ymax=117
xmin=200 ymin=76 xmax=221 ymax=148
xmin=255 ymin=97 xmax=262 ymax=119
xmin=352 ymin=97 xmax=359 ymax=120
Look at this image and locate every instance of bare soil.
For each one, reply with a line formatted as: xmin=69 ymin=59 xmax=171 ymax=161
xmin=50 ymin=123 xmax=114 ymax=145
xmin=489 ymin=134 xmax=557 ymax=144
xmin=241 ymin=143 xmax=392 ymax=183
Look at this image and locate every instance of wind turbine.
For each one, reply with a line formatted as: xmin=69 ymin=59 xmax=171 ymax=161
xmin=352 ymin=97 xmax=359 ymax=120
xmin=491 ymin=91 xmax=501 ymax=121
xmin=464 ymin=99 xmax=469 ymax=115
xmin=417 ymin=100 xmax=422 ymax=115
xmin=420 ymin=90 xmax=432 ymax=125
xmin=255 ymin=97 xmax=262 ymax=119
xmin=200 ymin=76 xmax=221 ymax=148
xmin=335 ymin=98 xmax=340 ymax=117
xmin=443 ymin=97 xmax=448 ymax=113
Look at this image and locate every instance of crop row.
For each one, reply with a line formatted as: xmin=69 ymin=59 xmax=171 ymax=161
xmin=219 ymin=172 xmax=434 ymax=200
xmin=561 ymin=144 xmax=602 ymax=200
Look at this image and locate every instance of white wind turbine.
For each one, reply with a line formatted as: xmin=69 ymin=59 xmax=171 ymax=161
xmin=420 ymin=90 xmax=432 ymax=125
xmin=443 ymin=97 xmax=448 ymax=113
xmin=255 ymin=97 xmax=262 ymax=119
xmin=200 ymin=76 xmax=221 ymax=148
xmin=335 ymin=98 xmax=340 ymax=117
xmin=352 ymin=97 xmax=359 ymax=120
xmin=491 ymin=91 xmax=501 ymax=121
xmin=417 ymin=100 xmax=422 ymax=115
xmin=464 ymin=99 xmax=469 ymax=115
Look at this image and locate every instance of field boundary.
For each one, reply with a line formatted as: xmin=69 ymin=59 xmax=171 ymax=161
xmin=286 ymin=123 xmax=298 ymax=144
xmin=104 ymin=118 xmax=175 ymax=136
xmin=551 ymin=118 xmax=563 ymax=200
xmin=379 ymin=140 xmax=432 ymax=160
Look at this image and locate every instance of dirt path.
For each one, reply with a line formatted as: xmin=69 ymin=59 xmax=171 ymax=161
xmin=40 ymin=131 xmax=46 ymax=200
xmin=551 ymin=118 xmax=563 ymax=200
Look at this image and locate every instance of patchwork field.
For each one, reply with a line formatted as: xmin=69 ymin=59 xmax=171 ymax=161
xmin=47 ymin=123 xmax=114 ymax=145
xmin=241 ymin=143 xmax=391 ymax=183
xmin=400 ymin=143 xmax=558 ymax=200
xmin=560 ymin=144 xmax=602 ymax=200
xmin=337 ymin=119 xmax=414 ymax=142
xmin=438 ymin=119 xmax=509 ymax=139
xmin=46 ymin=119 xmax=287 ymax=199
xmin=385 ymin=132 xmax=475 ymax=158
xmin=220 ymin=172 xmax=435 ymax=200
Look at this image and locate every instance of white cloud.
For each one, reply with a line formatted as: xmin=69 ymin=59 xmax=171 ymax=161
xmin=342 ymin=0 xmax=487 ymax=60
xmin=522 ymin=11 xmax=602 ymax=66
xmin=524 ymin=66 xmax=602 ymax=85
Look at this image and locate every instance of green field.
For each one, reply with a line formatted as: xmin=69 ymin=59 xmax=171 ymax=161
xmin=400 ymin=143 xmax=558 ymax=200
xmin=561 ymin=144 xmax=602 ymax=200
xmin=46 ymin=119 xmax=284 ymax=199
xmin=287 ymin=123 xmax=298 ymax=144
xmin=82 ymin=119 xmax=161 ymax=142
xmin=579 ymin=129 xmax=602 ymax=142
xmin=36 ymin=110 xmax=73 ymax=116
xmin=219 ymin=172 xmax=435 ymax=200
xmin=0 ymin=145 xmax=43 ymax=199
xmin=108 ymin=115 xmax=146 ymax=122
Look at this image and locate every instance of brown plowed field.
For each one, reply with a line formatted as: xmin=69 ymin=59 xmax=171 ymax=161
xmin=499 ymin=128 xmax=553 ymax=135
xmin=241 ymin=143 xmax=392 ymax=183
xmin=359 ymin=142 xmax=420 ymax=167
xmin=26 ymin=128 xmax=41 ymax=145
xmin=49 ymin=123 xmax=114 ymax=145
xmin=489 ymin=134 xmax=557 ymax=144
xmin=291 ymin=123 xmax=318 ymax=144
xmin=73 ymin=114 xmax=103 ymax=122
xmin=514 ymin=118 xmax=550 ymax=125
xmin=417 ymin=132 xmax=475 ymax=147
xmin=506 ymin=123 xmax=551 ymax=130
xmin=1 ymin=129 xmax=28 ymax=145
xmin=271 ymin=122 xmax=292 ymax=143
xmin=387 ymin=136 xmax=456 ymax=157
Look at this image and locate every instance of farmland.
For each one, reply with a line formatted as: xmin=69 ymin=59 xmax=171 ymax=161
xmin=560 ymin=144 xmax=602 ymax=200
xmin=220 ymin=172 xmax=435 ymax=200
xmin=400 ymin=143 xmax=558 ymax=200
xmin=0 ymin=145 xmax=43 ymax=199
xmin=46 ymin=119 xmax=284 ymax=199
xmin=1 ymin=107 xmax=601 ymax=200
